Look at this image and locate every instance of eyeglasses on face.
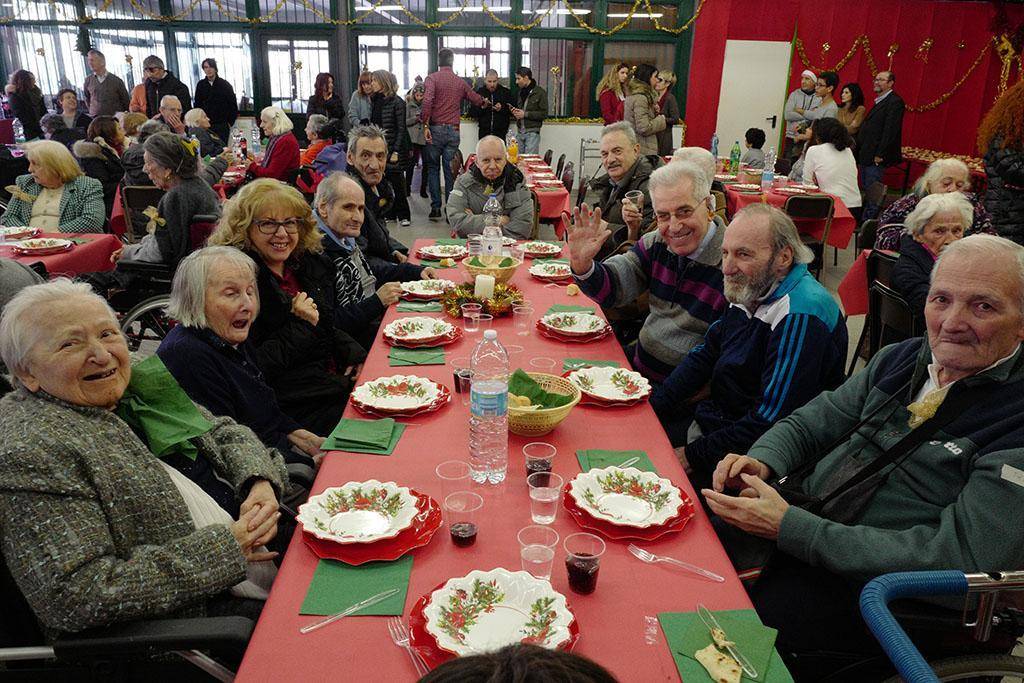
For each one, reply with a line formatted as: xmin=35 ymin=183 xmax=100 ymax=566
xmin=254 ymin=218 xmax=303 ymax=234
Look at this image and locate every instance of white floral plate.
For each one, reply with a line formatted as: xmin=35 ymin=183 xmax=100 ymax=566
xmin=538 ymin=312 xmax=609 ymax=337
xmin=521 ymin=241 xmax=562 ymax=257
xmin=383 ymin=316 xmax=455 ymax=342
xmin=568 ymin=467 xmax=685 ymax=528
xmin=502 ymin=236 xmax=518 ymax=247
xmin=420 ymin=244 xmax=468 ymax=259
xmin=297 ymin=480 xmax=419 ymax=544
xmin=774 ymin=186 xmax=806 ymax=195
xmin=423 ymin=568 xmax=575 ymax=655
xmin=732 ymin=183 xmax=761 ymax=191
xmin=529 ymin=261 xmax=572 ymax=279
xmin=400 ymin=279 xmax=456 ymax=299
xmin=566 ymin=366 xmax=651 ymax=402
xmin=715 ymin=174 xmax=737 ymax=181
xmin=0 ymin=226 xmax=40 ymax=240
xmin=351 ymin=375 xmax=442 ymax=411
xmin=793 ymin=183 xmax=819 ymax=191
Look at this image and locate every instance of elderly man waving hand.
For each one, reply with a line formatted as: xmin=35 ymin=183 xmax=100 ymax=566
xmin=703 ymin=234 xmax=1024 ymax=675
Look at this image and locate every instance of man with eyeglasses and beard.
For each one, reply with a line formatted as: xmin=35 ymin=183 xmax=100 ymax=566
xmin=650 ymin=204 xmax=847 ymax=487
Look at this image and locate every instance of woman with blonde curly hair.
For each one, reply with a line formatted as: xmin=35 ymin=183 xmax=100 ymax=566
xmin=208 ymin=179 xmax=365 ymax=433
xmin=978 ymin=79 xmax=1024 ymax=244
xmin=596 ymin=63 xmax=629 ymax=125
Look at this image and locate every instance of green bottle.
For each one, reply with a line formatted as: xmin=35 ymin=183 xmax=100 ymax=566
xmin=729 ymin=140 xmax=742 ymax=174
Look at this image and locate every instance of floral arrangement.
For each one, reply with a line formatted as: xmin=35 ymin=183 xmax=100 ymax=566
xmin=441 ymin=283 xmax=525 ymax=318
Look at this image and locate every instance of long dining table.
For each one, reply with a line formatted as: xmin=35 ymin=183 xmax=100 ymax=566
xmin=236 ymin=239 xmax=753 ymax=681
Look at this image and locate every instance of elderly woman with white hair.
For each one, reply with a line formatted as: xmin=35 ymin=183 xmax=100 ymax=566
xmin=156 ymin=246 xmax=325 ymax=464
xmin=875 ymin=157 xmax=993 ymax=251
xmin=891 ymin=192 xmax=972 ymax=324
xmin=1 ymin=139 xmax=105 ymax=232
xmin=184 ymin=107 xmax=225 ymax=158
xmin=247 ymin=105 xmax=300 ymax=181
xmin=0 ymin=279 xmax=287 ymax=634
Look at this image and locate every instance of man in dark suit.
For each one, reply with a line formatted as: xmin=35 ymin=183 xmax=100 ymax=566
xmin=469 ymin=70 xmax=513 ymax=142
xmin=856 ymin=71 xmax=905 ymax=219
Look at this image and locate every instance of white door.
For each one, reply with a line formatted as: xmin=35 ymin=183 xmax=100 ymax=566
xmin=714 ymin=40 xmax=793 ymax=157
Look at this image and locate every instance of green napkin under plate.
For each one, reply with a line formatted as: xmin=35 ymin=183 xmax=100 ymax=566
xmin=323 ymin=417 xmax=406 ymax=455
xmin=509 ymin=368 xmax=573 ymax=408
xmin=435 ymin=238 xmax=467 ymax=246
xmin=300 ymin=557 xmax=412 ymax=616
xmin=562 ymin=357 xmax=618 ymax=372
xmin=533 ymin=257 xmax=569 ymax=265
xmin=658 ymin=610 xmax=793 ymax=683
xmin=396 ymin=300 xmax=443 ymax=312
xmin=576 ymin=449 xmax=657 ymax=473
xmin=389 ymin=346 xmax=446 ymax=366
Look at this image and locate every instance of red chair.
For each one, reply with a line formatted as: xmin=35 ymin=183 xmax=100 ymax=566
xmin=464 ymin=153 xmax=476 ymax=172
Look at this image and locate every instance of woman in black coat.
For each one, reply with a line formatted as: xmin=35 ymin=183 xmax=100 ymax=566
xmin=207 ymin=179 xmax=366 ymax=436
xmin=306 ymin=72 xmax=347 ymax=122
xmin=193 ymin=58 xmax=238 ymax=144
xmin=72 ymin=116 xmax=125 ymax=222
xmin=978 ymin=80 xmax=1024 ymax=244
xmin=369 ymin=69 xmax=410 ymax=225
xmin=5 ymin=70 xmax=47 ymax=141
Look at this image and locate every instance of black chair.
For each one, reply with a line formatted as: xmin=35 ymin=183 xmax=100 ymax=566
xmin=554 ymin=153 xmax=566 ymax=178
xmin=783 ymin=194 xmax=834 ymax=279
xmin=560 ymin=160 xmax=574 ymax=194
xmin=542 ymin=149 xmax=553 ymax=166
xmin=847 ymin=249 xmax=898 ymax=376
xmin=575 ymin=173 xmax=589 ymax=209
xmin=774 ymin=157 xmax=793 ymax=176
xmin=867 ymin=280 xmax=920 ymax=360
xmin=856 ymin=218 xmax=880 ymax=251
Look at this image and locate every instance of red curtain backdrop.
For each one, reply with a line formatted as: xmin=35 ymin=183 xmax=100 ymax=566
xmin=685 ymin=0 xmax=1024 ymax=157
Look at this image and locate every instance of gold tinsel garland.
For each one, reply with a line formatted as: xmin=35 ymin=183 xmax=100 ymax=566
xmin=440 ymin=283 xmax=525 ymax=319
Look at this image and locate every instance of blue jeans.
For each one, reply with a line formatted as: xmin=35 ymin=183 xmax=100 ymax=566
xmin=859 ymin=163 xmax=886 ymax=220
xmin=517 ymin=130 xmax=540 ymax=155
xmin=424 ymin=124 xmax=460 ymax=210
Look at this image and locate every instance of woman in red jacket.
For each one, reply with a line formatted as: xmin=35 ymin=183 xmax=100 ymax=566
xmin=248 ymin=106 xmax=300 ymax=181
xmin=596 ymin=63 xmax=629 ymax=125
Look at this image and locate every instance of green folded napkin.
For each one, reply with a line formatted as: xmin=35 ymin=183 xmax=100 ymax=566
xmin=467 ymin=255 xmax=516 ymax=268
xmin=396 ymin=300 xmax=443 ymax=312
xmin=435 ymin=238 xmax=467 ymax=246
xmin=509 ymin=368 xmax=573 ymax=408
xmin=300 ymin=557 xmax=413 ymax=616
xmin=562 ymin=357 xmax=618 ymax=372
xmin=576 ymin=449 xmax=657 ymax=473
xmin=658 ymin=610 xmax=792 ymax=683
xmin=389 ymin=346 xmax=446 ymax=366
xmin=533 ymin=257 xmax=569 ymax=265
xmin=323 ymin=417 xmax=406 ymax=455
xmin=115 ymin=356 xmax=213 ymax=461
xmin=69 ymin=237 xmax=92 ymax=244
xmin=548 ymin=305 xmax=596 ymax=317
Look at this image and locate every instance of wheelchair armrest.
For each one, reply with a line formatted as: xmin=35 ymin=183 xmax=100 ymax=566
xmin=115 ymin=258 xmax=174 ymax=279
xmin=53 ymin=616 xmax=254 ymax=661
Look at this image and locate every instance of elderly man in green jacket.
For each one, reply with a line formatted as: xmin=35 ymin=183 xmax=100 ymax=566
xmin=703 ymin=234 xmax=1024 ymax=675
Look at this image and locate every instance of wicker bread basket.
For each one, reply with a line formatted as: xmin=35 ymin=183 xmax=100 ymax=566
xmin=462 ymin=257 xmax=522 ymax=285
xmin=508 ymin=372 xmax=581 ymax=436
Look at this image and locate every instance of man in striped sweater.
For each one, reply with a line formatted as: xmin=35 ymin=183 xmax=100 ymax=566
xmin=651 ymin=204 xmax=847 ymax=484
xmin=569 ymin=161 xmax=727 ymax=382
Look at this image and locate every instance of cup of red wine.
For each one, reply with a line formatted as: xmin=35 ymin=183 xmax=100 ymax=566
xmin=444 ymin=491 xmax=483 ymax=548
xmin=564 ymin=532 xmax=606 ymax=594
xmin=523 ymin=441 xmax=556 ymax=476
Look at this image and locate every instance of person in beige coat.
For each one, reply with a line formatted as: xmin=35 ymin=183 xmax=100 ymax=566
xmin=623 ymin=64 xmax=666 ymax=157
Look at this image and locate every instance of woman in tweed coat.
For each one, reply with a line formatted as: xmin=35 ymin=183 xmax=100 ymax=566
xmin=0 ymin=280 xmax=287 ymax=634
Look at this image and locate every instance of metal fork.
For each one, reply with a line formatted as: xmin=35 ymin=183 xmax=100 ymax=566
xmin=387 ymin=617 xmax=429 ymax=676
xmin=627 ymin=544 xmax=725 ymax=583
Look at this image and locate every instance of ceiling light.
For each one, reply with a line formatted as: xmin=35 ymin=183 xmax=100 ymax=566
xmin=607 ymin=11 xmax=661 ymax=16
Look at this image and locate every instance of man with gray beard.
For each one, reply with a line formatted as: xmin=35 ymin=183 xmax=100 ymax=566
xmin=650 ymin=204 xmax=847 ymax=486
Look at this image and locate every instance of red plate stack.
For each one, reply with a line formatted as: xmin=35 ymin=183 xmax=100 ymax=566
xmin=561 ymin=483 xmax=696 ymax=541
xmin=350 ymin=383 xmax=452 ymax=418
xmin=535 ymin=319 xmax=613 ymax=344
xmin=301 ymin=491 xmax=442 ymax=565
xmin=382 ymin=325 xmax=463 ymax=349
xmin=561 ymin=371 xmax=649 ymax=408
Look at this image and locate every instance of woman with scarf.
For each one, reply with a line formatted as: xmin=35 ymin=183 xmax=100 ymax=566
xmin=247 ymin=106 xmax=300 ymax=182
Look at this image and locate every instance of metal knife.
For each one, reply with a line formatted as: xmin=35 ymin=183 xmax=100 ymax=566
xmin=696 ymin=604 xmax=757 ymax=678
xmin=300 ymin=588 xmax=400 ymax=634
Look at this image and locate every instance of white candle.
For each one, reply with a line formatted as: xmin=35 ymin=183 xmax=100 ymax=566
xmin=474 ymin=274 xmax=495 ymax=299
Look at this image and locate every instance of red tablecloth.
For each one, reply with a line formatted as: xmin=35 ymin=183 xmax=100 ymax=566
xmin=0 ymin=232 xmax=120 ymax=277
xmin=109 ymin=186 xmax=127 ymax=238
xmin=236 ymin=239 xmax=752 ymax=682
xmin=837 ymin=249 xmax=872 ymax=316
xmin=724 ymin=185 xmax=857 ymax=250
xmin=519 ymin=161 xmax=571 ymax=220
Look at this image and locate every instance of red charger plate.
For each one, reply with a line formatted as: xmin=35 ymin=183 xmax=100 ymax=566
xmin=12 ymin=242 xmax=73 ymax=256
xmin=561 ymin=483 xmax=695 ymax=541
xmin=535 ymin=320 xmax=613 ymax=344
xmin=301 ymin=491 xmax=442 ymax=565
xmin=382 ymin=325 xmax=463 ymax=349
xmin=350 ymin=383 xmax=451 ymax=418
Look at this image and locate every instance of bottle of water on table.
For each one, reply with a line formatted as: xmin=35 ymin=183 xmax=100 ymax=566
xmin=250 ymin=126 xmax=262 ymax=159
xmin=761 ymin=147 xmax=776 ymax=191
xmin=13 ymin=118 xmax=25 ymax=144
xmin=710 ymin=132 xmax=719 ymax=159
xmin=469 ymin=329 xmax=509 ymax=484
xmin=481 ymin=193 xmax=503 ymax=265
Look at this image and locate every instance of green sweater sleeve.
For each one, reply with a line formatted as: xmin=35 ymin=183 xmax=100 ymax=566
xmin=777 ymin=446 xmax=1024 ymax=582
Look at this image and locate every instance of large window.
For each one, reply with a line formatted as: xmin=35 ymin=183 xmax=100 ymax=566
xmin=89 ymin=29 xmax=167 ymax=91
xmin=175 ymin=32 xmax=254 ymax=104
xmin=267 ymin=38 xmax=330 ymax=112
xmin=357 ymin=34 xmax=429 ymax=93
xmin=0 ymin=25 xmax=86 ymax=100
xmin=521 ymin=38 xmax=593 ymax=117
xmin=439 ymin=36 xmax=510 ymax=83
xmin=354 ymin=0 xmax=426 ymax=26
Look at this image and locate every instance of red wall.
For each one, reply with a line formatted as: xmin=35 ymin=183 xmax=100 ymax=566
xmin=685 ymin=0 xmax=1024 ymax=157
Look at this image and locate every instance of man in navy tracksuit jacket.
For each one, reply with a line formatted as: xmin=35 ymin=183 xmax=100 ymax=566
xmin=652 ymin=205 xmax=848 ymax=484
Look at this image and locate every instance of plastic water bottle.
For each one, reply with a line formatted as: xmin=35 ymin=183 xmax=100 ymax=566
xmin=761 ymin=147 xmax=776 ymax=191
xmin=12 ymin=119 xmax=25 ymax=144
xmin=710 ymin=132 xmax=719 ymax=158
xmin=250 ymin=127 xmax=262 ymax=158
xmin=729 ymin=140 xmax=742 ymax=174
xmin=469 ymin=329 xmax=509 ymax=484
xmin=481 ymin=194 xmax=503 ymax=265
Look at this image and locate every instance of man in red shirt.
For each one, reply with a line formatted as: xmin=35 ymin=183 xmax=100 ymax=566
xmin=420 ymin=48 xmax=487 ymax=221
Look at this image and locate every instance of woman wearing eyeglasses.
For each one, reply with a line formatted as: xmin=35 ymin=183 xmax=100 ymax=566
xmin=208 ymin=179 xmax=366 ymax=434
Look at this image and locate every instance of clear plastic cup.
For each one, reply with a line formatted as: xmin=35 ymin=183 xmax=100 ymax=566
xmin=624 ymin=189 xmax=644 ymax=213
xmin=476 ymin=314 xmax=493 ymax=330
xmin=564 ymin=532 xmax=606 ymax=594
xmin=513 ymin=305 xmax=535 ymax=336
xmin=518 ymin=525 xmax=559 ymax=580
xmin=435 ymin=460 xmax=471 ymax=503
xmin=529 ymin=357 xmax=557 ymax=371
xmin=444 ymin=491 xmax=483 ymax=547
xmin=524 ymin=442 xmax=556 ymax=476
xmin=449 ymin=355 xmax=473 ymax=406
xmin=461 ymin=303 xmax=483 ymax=333
xmin=527 ymin=472 xmax=563 ymax=525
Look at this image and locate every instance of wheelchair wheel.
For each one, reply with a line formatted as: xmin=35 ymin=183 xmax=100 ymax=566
xmin=882 ymin=653 xmax=1024 ymax=681
xmin=120 ymin=295 xmax=173 ymax=352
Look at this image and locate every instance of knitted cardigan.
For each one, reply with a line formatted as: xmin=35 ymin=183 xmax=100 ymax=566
xmin=0 ymin=387 xmax=286 ymax=635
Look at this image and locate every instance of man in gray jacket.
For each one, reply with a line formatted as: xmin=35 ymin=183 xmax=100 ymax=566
xmin=446 ymin=136 xmax=534 ymax=239
xmin=82 ymin=50 xmax=130 ymax=117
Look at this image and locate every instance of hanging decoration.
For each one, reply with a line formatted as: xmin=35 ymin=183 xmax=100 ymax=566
xmin=916 ymin=38 xmax=933 ymax=63
xmin=996 ymin=34 xmax=1019 ymax=95
xmin=821 ymin=42 xmax=831 ymax=62
xmin=887 ymin=42 xmax=899 ymax=70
